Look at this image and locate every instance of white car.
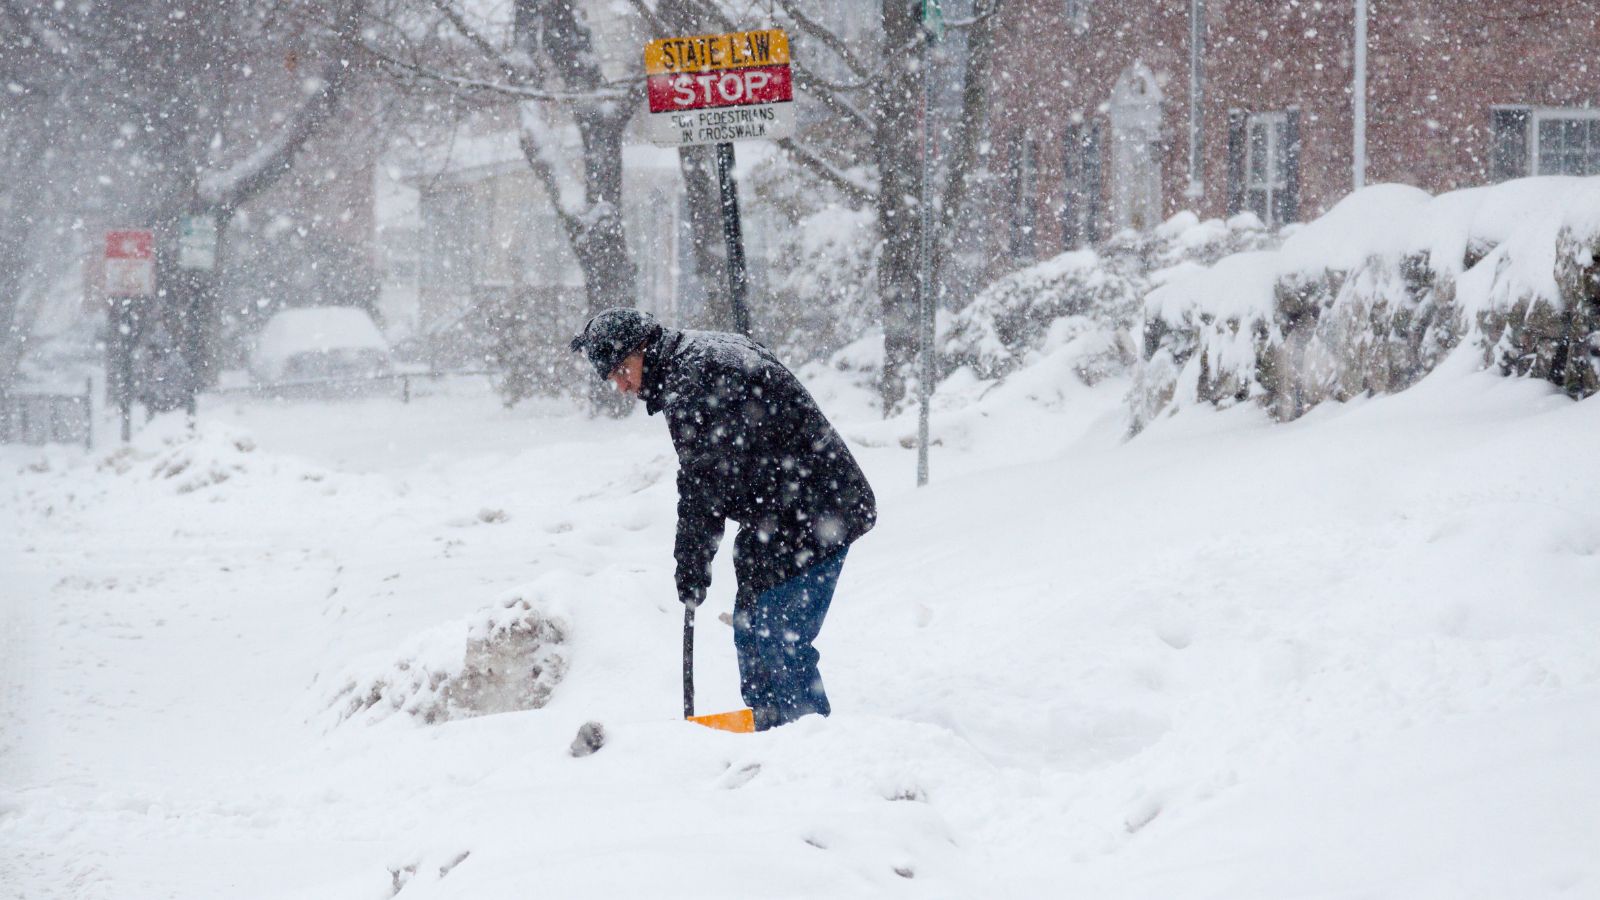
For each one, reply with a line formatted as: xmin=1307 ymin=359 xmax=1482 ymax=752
xmin=250 ymin=307 xmax=394 ymax=384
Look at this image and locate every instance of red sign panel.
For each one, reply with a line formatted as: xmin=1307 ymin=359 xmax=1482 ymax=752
xmin=647 ymin=65 xmax=793 ymax=114
xmin=106 ymin=230 xmax=154 ymax=260
xmin=104 ymin=229 xmax=156 ymax=296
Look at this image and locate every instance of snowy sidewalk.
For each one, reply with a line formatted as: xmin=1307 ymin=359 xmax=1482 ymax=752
xmin=3 ymin=369 xmax=1599 ymax=898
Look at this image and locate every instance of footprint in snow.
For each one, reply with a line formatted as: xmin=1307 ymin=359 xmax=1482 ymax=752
xmin=1153 ymin=621 xmax=1193 ymax=650
xmin=721 ymin=762 xmax=761 ymax=789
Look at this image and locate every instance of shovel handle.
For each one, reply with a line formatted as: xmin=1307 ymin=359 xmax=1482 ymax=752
xmin=682 ymin=603 xmax=695 ymax=719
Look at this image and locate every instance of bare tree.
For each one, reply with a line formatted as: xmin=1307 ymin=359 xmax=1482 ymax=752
xmin=364 ymin=0 xmax=641 ymax=318
xmin=647 ymin=0 xmax=740 ymax=331
xmin=663 ymin=0 xmax=1003 ymax=413
xmin=513 ymin=0 xmax=638 ymax=316
xmin=359 ymin=0 xmax=1002 ymax=414
xmin=0 ymin=3 xmax=84 ymax=392
xmin=0 ymin=0 xmax=371 ymax=391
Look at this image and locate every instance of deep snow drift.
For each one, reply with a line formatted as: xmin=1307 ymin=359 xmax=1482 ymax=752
xmin=3 ymin=354 xmax=1599 ymax=898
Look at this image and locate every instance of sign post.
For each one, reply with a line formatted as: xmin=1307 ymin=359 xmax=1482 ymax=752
xmin=644 ymin=29 xmax=794 ymax=337
xmin=104 ymin=229 xmax=155 ymax=443
xmin=715 ymin=142 xmax=752 ymax=335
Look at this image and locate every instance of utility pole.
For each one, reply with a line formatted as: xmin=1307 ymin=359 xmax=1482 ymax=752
xmin=1187 ymin=0 xmax=1205 ymax=199
xmin=1353 ymin=0 xmax=1368 ymax=190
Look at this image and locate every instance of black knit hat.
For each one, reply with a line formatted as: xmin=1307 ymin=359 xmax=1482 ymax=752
xmin=570 ymin=308 xmax=662 ymax=379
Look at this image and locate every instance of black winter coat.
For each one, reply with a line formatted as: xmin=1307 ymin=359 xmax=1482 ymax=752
xmin=641 ymin=328 xmax=876 ymax=601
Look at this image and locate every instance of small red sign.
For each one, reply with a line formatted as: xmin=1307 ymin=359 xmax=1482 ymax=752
xmin=106 ymin=230 xmax=154 ymax=260
xmin=104 ymin=229 xmax=156 ymax=296
xmin=647 ymin=65 xmax=793 ymax=114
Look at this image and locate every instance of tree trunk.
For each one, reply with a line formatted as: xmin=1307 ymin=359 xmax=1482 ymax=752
xmin=675 ymin=144 xmax=739 ymax=329
xmin=932 ymin=1 xmax=1004 ymax=316
xmin=874 ymin=0 xmax=926 ymax=415
xmin=573 ymin=109 xmax=637 ymax=314
xmin=515 ymin=0 xmax=638 ymax=319
xmin=0 ymin=215 xmax=40 ymax=395
xmin=654 ymin=0 xmax=737 ymax=331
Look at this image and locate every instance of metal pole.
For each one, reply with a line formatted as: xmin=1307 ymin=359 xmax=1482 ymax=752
xmin=1353 ymin=0 xmax=1368 ymax=190
xmin=117 ymin=298 xmax=133 ymax=443
xmin=682 ymin=604 xmax=695 ymax=719
xmin=714 ymin=142 xmax=752 ymax=337
xmin=84 ymin=377 xmax=94 ymax=451
xmin=1188 ymin=0 xmax=1206 ymax=197
xmin=916 ymin=14 xmax=934 ymax=488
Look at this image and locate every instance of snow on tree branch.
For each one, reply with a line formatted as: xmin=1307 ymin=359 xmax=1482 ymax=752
xmin=196 ymin=0 xmax=369 ymax=213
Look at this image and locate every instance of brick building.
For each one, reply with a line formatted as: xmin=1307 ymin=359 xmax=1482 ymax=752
xmin=982 ymin=0 xmax=1600 ymax=270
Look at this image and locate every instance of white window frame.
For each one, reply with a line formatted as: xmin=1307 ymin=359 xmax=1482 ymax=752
xmin=1245 ymin=111 xmax=1289 ymax=227
xmin=1531 ymin=107 xmax=1600 ymax=177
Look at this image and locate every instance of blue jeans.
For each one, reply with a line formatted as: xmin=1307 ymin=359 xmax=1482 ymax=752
xmin=733 ymin=550 xmax=848 ymax=731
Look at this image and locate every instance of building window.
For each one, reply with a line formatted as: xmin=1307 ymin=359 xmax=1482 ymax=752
xmin=1246 ymin=112 xmax=1287 ymax=224
xmin=1061 ymin=119 xmax=1103 ymax=248
xmin=1065 ymin=0 xmax=1091 ymax=31
xmin=1229 ymin=108 xmax=1300 ymax=227
xmin=1534 ymin=109 xmax=1600 ymax=176
xmin=1489 ymin=106 xmax=1600 ymax=181
xmin=1009 ymin=136 xmax=1038 ymax=260
xmin=1489 ymin=107 xmax=1530 ymax=182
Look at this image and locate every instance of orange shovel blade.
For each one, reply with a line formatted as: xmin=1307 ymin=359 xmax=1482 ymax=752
xmin=687 ymin=708 xmax=756 ymax=733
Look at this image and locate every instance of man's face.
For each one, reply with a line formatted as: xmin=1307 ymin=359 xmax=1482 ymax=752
xmin=608 ymin=351 xmax=645 ymax=396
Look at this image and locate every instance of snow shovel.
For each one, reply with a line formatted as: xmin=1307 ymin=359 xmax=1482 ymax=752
xmin=683 ymin=603 xmax=755 ymax=733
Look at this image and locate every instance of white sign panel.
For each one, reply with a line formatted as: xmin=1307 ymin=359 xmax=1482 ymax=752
xmin=179 ymin=214 xmax=218 ymax=271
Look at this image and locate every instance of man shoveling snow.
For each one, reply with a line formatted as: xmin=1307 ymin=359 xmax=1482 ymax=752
xmin=571 ymin=308 xmax=876 ymax=731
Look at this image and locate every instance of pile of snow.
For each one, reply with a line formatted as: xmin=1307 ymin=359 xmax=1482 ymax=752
xmin=325 ymin=588 xmax=570 ymax=728
xmin=1134 ymin=177 xmax=1600 ymax=429
xmin=96 ymin=421 xmax=264 ymax=494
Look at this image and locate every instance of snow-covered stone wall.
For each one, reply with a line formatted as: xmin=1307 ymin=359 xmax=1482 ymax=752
xmin=1131 ymin=177 xmax=1600 ymax=431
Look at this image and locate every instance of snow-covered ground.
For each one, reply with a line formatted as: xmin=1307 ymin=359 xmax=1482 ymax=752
xmin=4 ymin=358 xmax=1599 ymax=899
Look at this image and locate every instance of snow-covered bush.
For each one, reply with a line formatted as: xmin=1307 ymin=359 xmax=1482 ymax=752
xmin=748 ymin=155 xmax=879 ymax=364
xmin=940 ymin=212 xmax=1273 ymax=389
xmin=751 ymin=204 xmax=878 ymax=364
xmin=327 ymin=590 xmax=569 ymax=727
xmin=1132 ymin=178 xmax=1600 ymax=431
xmin=1102 ymin=210 xmax=1277 ymax=272
xmin=794 ymin=212 xmax=1277 ymax=418
xmin=940 ymin=250 xmax=1142 ymax=382
xmin=1472 ymin=192 xmax=1600 ymax=399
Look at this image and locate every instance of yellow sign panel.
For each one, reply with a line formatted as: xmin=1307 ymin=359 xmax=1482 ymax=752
xmin=645 ymin=29 xmax=790 ymax=76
